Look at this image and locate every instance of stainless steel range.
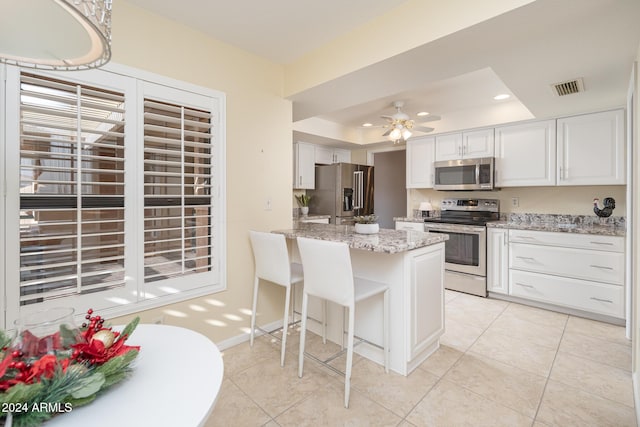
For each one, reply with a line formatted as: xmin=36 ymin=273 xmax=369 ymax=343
xmin=423 ymin=198 xmax=500 ymax=297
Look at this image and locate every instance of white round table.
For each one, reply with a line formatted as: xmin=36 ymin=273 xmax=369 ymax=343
xmin=45 ymin=324 xmax=224 ymax=427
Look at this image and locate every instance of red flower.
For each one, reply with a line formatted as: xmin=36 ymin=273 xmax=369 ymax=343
xmin=72 ymin=332 xmax=139 ymax=365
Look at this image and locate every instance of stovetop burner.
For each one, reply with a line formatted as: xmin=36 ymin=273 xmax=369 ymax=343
xmin=425 ymin=198 xmax=500 ymax=226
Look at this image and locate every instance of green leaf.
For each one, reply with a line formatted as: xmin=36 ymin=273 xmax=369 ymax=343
xmin=117 ymin=316 xmax=140 ymax=342
xmin=68 ymin=372 xmax=105 ymax=399
xmin=0 ymin=382 xmax=45 ymax=404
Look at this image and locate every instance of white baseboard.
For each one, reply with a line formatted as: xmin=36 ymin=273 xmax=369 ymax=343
xmin=634 ymin=371 xmax=640 ymax=426
xmin=216 ymin=319 xmax=283 ymax=351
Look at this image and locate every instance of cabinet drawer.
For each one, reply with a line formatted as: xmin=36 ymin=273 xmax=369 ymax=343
xmin=509 ymin=229 xmax=623 ymax=252
xmin=396 ymin=222 xmax=424 ymax=232
xmin=510 ymin=243 xmax=624 ymax=285
xmin=510 ymin=270 xmax=624 ymax=318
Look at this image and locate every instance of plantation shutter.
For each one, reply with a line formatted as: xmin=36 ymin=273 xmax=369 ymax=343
xmin=143 ymin=99 xmax=214 ymax=284
xmin=19 ymin=72 xmax=126 ymax=306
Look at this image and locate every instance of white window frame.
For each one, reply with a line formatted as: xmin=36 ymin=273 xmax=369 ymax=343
xmin=1 ymin=63 xmax=227 ymax=327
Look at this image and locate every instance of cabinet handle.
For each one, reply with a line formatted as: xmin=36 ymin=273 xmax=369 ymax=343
xmin=515 ymin=282 xmax=534 ymax=288
xmin=590 ymin=264 xmax=614 ymax=270
xmin=458 ymin=145 xmax=462 ymax=156
xmin=590 ymin=241 xmax=614 ymax=246
xmin=516 ymin=256 xmax=536 ymax=261
xmin=590 ymin=297 xmax=613 ymax=304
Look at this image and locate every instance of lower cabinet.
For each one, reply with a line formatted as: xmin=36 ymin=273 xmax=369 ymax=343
xmin=299 ymin=218 xmax=330 ymax=224
xmin=507 ymin=229 xmax=624 ymax=319
xmin=408 ymin=244 xmax=444 ymax=360
xmin=395 ymin=221 xmax=424 ymax=232
xmin=487 ymin=228 xmax=509 ymax=294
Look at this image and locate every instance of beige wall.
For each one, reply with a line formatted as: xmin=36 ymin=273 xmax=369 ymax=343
xmin=409 ymin=186 xmax=627 ymax=216
xmin=110 ymin=2 xmax=292 ymax=343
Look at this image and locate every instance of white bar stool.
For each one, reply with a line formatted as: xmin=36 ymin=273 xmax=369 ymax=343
xmin=296 ymin=236 xmax=390 ymax=408
xmin=249 ymin=230 xmax=304 ymax=367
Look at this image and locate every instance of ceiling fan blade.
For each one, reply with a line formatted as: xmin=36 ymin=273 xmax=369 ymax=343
xmin=380 ymin=115 xmax=394 ymax=120
xmin=413 ymin=126 xmax=435 ymax=133
xmin=418 ymin=115 xmax=441 ymax=123
xmin=382 ymin=129 xmax=392 ymax=137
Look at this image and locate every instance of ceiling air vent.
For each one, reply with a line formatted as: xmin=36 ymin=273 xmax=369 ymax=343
xmin=551 ymin=78 xmax=585 ymax=96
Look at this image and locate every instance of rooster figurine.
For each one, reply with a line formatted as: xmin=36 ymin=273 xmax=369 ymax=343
xmin=593 ymin=197 xmax=616 ymax=218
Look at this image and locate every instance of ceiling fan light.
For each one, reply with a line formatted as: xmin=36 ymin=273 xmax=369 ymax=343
xmin=402 ymin=129 xmax=412 ymax=140
xmin=389 ymin=128 xmax=402 ymax=140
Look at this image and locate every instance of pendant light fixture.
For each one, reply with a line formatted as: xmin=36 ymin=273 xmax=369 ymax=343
xmin=0 ymin=0 xmax=112 ymax=71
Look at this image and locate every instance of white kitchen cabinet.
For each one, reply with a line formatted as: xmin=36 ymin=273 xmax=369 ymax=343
xmin=315 ymin=146 xmax=351 ymax=164
xmin=395 ymin=221 xmax=424 ymax=232
xmin=508 ymin=229 xmax=624 ymax=318
xmin=494 ymin=120 xmax=556 ymax=187
xmin=556 ymin=109 xmax=625 ymax=185
xmin=435 ymin=128 xmax=494 ymax=161
xmin=406 ymin=136 xmax=435 ymax=188
xmin=407 ymin=244 xmax=445 ymax=360
xmin=299 ymin=217 xmax=330 ymax=224
xmin=293 ymin=142 xmax=315 ymax=189
xmin=487 ymin=228 xmax=509 ymax=295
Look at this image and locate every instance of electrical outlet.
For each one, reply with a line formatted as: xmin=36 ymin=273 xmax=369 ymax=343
xmin=511 ymin=197 xmax=519 ymax=207
xmin=264 ymin=197 xmax=272 ymax=211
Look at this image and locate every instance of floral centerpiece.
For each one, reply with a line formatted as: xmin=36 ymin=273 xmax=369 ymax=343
xmin=354 ymin=214 xmax=379 ymax=234
xmin=0 ymin=309 xmax=140 ymax=427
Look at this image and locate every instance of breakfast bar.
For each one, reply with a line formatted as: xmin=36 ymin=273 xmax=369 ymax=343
xmin=273 ymin=223 xmax=448 ymax=376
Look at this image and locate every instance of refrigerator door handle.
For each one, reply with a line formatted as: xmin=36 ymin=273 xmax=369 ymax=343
xmin=353 ymin=171 xmax=363 ymax=210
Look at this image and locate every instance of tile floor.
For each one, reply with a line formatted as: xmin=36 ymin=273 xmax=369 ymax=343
xmin=206 ymin=290 xmax=636 ymax=426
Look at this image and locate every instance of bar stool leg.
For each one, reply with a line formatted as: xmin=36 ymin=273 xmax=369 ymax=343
xmin=298 ymin=293 xmax=309 ymax=378
xmin=344 ymin=306 xmax=355 ymax=408
xmin=281 ymin=286 xmax=292 ymax=367
xmin=383 ymin=288 xmax=390 ymax=373
xmin=322 ymin=299 xmax=327 ymax=344
xmin=250 ymin=275 xmax=259 ymax=347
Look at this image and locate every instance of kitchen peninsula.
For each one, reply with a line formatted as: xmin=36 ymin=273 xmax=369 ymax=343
xmin=273 ymin=223 xmax=448 ymax=375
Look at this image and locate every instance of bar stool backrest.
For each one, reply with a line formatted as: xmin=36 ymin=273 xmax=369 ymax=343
xmin=296 ymin=237 xmax=355 ymax=309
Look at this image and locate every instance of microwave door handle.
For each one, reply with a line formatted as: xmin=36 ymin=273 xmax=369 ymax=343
xmin=475 ymin=163 xmax=480 ymax=185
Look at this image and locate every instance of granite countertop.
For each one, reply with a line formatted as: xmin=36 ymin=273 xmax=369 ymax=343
xmin=486 ymin=214 xmax=626 ymax=237
xmin=272 ymin=223 xmax=448 ymax=254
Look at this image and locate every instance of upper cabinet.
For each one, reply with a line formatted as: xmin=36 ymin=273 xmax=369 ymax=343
xmin=494 ymin=119 xmax=556 ymax=187
xmin=406 ymin=136 xmax=435 ymax=188
xmin=435 ymin=128 xmax=494 ymax=161
xmin=315 ymin=146 xmax=351 ymax=165
xmin=293 ymin=142 xmax=315 ymax=189
xmin=557 ymin=109 xmax=625 ymax=186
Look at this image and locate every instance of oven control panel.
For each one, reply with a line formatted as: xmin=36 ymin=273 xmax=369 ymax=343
xmin=441 ymin=198 xmax=499 ymax=212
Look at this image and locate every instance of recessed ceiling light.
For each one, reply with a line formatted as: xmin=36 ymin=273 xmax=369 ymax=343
xmin=493 ymin=94 xmax=510 ymax=100
xmin=417 ymin=111 xmax=430 ymax=116
xmin=362 ymin=123 xmax=373 ymax=127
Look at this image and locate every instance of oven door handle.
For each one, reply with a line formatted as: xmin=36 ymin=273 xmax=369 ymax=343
xmin=424 ymin=224 xmax=486 ymax=234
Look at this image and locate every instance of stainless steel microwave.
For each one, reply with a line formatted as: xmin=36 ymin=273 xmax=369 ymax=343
xmin=433 ymin=157 xmax=495 ymax=190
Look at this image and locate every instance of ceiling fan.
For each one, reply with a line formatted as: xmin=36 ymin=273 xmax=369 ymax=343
xmin=381 ymin=101 xmax=440 ymax=143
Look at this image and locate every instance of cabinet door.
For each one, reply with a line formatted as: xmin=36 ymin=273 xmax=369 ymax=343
xmin=463 ymin=128 xmax=494 ymax=158
xmin=406 ymin=136 xmax=435 ymax=188
xmin=435 ymin=133 xmax=463 ymax=161
xmin=487 ymin=229 xmax=509 ymax=294
xmin=314 ymin=145 xmax=334 ymax=165
xmin=293 ymin=142 xmax=315 ymax=189
xmin=557 ymin=109 xmax=625 ymax=185
xmin=495 ymin=120 xmax=556 ymax=186
xmin=333 ymin=148 xmax=351 ymax=163
xmin=408 ymin=245 xmax=445 ymax=360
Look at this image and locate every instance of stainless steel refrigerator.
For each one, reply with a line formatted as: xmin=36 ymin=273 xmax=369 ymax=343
xmin=308 ymin=163 xmax=374 ymax=225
